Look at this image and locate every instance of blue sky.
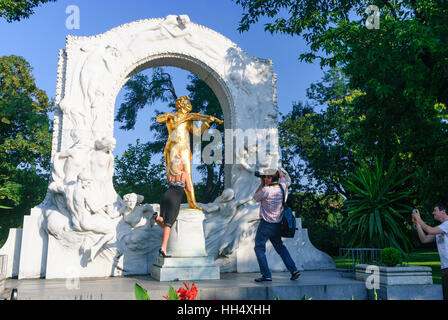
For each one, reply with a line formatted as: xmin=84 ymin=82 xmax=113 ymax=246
xmin=0 ymin=0 xmax=324 ymax=158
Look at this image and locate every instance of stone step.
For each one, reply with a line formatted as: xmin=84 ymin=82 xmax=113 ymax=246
xmin=4 ymin=271 xmax=369 ymax=300
xmin=153 ymin=256 xmax=217 ymax=268
xmin=150 ymin=264 xmax=220 ymax=282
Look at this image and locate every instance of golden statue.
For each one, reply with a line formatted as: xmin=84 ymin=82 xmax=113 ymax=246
xmin=157 ymin=96 xmax=223 ymax=209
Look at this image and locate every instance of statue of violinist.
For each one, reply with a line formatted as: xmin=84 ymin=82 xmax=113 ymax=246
xmin=157 ymin=96 xmax=223 ymax=210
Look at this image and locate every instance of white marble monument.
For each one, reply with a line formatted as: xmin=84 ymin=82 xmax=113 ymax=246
xmin=0 ymin=15 xmax=334 ymax=279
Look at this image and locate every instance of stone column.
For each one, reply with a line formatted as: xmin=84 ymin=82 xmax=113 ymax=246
xmin=151 ymin=209 xmax=220 ymax=281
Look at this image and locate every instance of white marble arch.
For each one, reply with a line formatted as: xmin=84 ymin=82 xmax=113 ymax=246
xmin=0 ymin=15 xmax=335 ymax=279
xmin=52 ymin=14 xmax=279 ymax=182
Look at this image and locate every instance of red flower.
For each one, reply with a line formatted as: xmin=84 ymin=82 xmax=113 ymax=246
xmin=162 ymin=282 xmax=199 ymax=300
xmin=177 ymin=282 xmax=198 ymax=300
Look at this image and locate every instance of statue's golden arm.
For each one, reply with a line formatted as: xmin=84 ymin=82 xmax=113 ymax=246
xmin=156 ymin=113 xmax=175 ymax=124
xmin=187 ymin=113 xmax=224 ymax=134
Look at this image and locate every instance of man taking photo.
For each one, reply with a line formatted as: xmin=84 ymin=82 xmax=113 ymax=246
xmin=412 ymin=204 xmax=448 ymax=300
xmin=252 ymin=167 xmax=300 ymax=282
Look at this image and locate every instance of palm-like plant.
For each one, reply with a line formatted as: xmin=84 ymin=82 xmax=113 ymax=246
xmin=341 ymin=156 xmax=414 ymax=253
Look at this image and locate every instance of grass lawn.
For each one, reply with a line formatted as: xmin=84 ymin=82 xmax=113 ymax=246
xmin=333 ymin=250 xmax=442 ymax=284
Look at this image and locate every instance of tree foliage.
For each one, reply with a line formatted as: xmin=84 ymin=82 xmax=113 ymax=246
xmin=0 ymin=55 xmax=52 ymax=208
xmin=241 ymin=0 xmax=448 ymax=208
xmin=0 ymin=0 xmax=56 ymax=22
xmin=238 ymin=0 xmax=448 ymax=250
xmin=287 ymin=191 xmax=347 ymax=255
xmin=279 ymin=67 xmax=356 ymax=196
xmin=116 ymin=68 xmax=177 ymax=131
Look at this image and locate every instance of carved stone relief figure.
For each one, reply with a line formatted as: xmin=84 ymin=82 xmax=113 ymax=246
xmin=231 ymin=144 xmax=259 ymax=201
xmin=88 ymin=137 xmax=124 ymax=215
xmin=44 ymin=136 xmax=125 ymax=264
xmin=118 ymin=193 xmax=160 ymax=252
xmin=59 ymin=44 xmax=121 ymax=134
xmin=128 ymin=15 xmax=219 ymax=60
xmin=203 ymin=187 xmax=255 ymax=259
xmin=71 ymin=173 xmax=116 ymax=263
xmin=49 ymin=130 xmax=92 ymax=230
xmin=56 ymin=132 xmax=91 ymax=185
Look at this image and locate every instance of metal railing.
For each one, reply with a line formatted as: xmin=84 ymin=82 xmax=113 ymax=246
xmin=338 ymin=248 xmax=382 ymax=273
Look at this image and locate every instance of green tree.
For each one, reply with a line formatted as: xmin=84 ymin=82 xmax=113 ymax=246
xmin=279 ymin=67 xmax=356 ymax=197
xmin=279 ymin=67 xmax=369 ymax=253
xmin=0 ymin=55 xmax=53 ymax=209
xmin=0 ymin=0 xmax=56 ymax=22
xmin=116 ymin=68 xmax=177 ymax=131
xmin=239 ymin=0 xmax=448 ymax=210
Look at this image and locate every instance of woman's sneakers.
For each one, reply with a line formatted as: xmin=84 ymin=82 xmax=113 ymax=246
xmin=254 ymin=276 xmax=272 ymax=282
xmin=290 ymin=270 xmax=301 ymax=280
xmin=255 ymin=271 xmax=300 ymax=282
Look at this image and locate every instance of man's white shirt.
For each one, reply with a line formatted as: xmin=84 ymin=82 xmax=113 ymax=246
xmin=436 ymin=221 xmax=448 ymax=269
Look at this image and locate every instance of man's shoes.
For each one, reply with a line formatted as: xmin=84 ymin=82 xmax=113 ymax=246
xmin=290 ymin=270 xmax=300 ymax=280
xmin=254 ymin=276 xmax=272 ymax=282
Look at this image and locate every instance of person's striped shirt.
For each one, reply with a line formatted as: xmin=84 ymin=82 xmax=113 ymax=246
xmin=253 ymin=177 xmax=287 ymax=223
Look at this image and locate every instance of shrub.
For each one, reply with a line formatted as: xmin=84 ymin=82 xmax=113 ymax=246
xmin=341 ymin=156 xmax=414 ymax=253
xmin=381 ymin=247 xmax=403 ymax=267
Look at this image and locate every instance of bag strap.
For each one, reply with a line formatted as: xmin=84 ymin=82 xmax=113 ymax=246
xmin=279 ymin=184 xmax=287 ymax=210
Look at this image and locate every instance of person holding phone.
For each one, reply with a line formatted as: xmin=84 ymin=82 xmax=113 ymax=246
xmin=412 ymin=204 xmax=448 ymax=300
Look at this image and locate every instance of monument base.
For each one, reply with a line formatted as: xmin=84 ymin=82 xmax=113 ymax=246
xmin=150 ymin=208 xmax=220 ymax=281
xmin=151 ymin=256 xmax=220 ymax=281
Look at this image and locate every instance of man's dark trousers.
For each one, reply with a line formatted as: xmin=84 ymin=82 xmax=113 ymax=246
xmin=254 ymin=219 xmax=297 ymax=279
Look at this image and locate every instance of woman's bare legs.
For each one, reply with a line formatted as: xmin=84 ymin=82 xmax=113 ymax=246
xmin=156 ymin=216 xmax=171 ymax=254
xmin=161 ymin=226 xmax=171 ymax=254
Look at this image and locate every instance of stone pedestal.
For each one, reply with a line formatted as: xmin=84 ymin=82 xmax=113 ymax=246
xmin=18 ymin=210 xmax=48 ymax=279
xmin=0 ymin=228 xmax=22 ymax=278
xmin=151 ymin=208 xmax=220 ymax=281
xmin=356 ymin=264 xmax=441 ymax=300
xmin=356 ymin=264 xmax=433 ymax=285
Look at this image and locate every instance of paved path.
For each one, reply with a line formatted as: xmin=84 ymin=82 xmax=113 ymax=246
xmin=2 ymin=270 xmax=368 ymax=300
